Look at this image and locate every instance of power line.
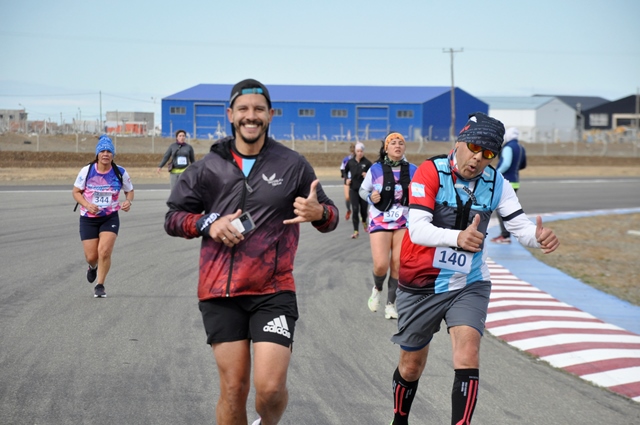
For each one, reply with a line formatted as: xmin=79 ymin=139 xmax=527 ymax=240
xmin=2 ymin=31 xmax=634 ymax=56
xmin=0 ymin=92 xmax=95 ymax=97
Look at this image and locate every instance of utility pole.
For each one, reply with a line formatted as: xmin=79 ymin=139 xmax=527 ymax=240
xmin=443 ymin=48 xmax=463 ymax=145
xmin=151 ymin=97 xmax=156 ymax=153
xmin=635 ymin=87 xmax=639 ymax=157
xmin=99 ymin=91 xmax=103 ymax=133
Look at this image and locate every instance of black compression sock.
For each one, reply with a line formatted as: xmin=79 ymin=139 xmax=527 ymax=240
xmin=451 ymin=368 xmax=479 ymax=425
xmin=373 ymin=272 xmax=387 ymax=292
xmin=392 ymin=367 xmax=419 ymax=425
xmin=387 ymin=277 xmax=398 ymax=304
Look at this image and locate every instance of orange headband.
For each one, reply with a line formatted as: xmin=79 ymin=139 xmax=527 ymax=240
xmin=384 ymin=132 xmax=405 ymax=151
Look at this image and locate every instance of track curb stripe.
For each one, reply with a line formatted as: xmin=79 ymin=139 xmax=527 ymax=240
xmin=486 ymin=260 xmax=640 ymax=402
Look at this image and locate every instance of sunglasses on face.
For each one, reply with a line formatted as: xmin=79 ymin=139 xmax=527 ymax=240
xmin=466 ymin=142 xmax=497 ymax=159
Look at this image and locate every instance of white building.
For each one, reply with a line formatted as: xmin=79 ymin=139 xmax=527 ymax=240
xmin=480 ymin=96 xmax=577 ymax=142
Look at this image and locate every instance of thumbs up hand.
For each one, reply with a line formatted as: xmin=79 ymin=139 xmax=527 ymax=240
xmin=536 ymin=215 xmax=560 ymax=253
xmin=284 ymin=179 xmax=325 ymax=225
xmin=456 ymin=214 xmax=484 ymax=252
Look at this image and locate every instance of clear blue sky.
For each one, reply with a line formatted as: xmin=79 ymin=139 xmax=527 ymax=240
xmin=1 ymin=0 xmax=638 ymax=127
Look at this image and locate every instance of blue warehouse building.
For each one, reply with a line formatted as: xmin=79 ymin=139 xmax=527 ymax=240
xmin=161 ymin=84 xmax=488 ymax=142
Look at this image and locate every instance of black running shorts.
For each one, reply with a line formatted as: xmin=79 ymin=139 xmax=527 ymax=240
xmin=198 ymin=291 xmax=298 ymax=348
xmin=79 ymin=212 xmax=120 ymax=241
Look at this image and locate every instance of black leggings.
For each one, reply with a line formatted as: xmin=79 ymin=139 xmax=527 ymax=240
xmin=349 ymin=188 xmax=368 ymax=232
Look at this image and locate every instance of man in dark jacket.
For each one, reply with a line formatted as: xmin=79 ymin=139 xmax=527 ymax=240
xmin=345 ymin=142 xmax=372 ymax=238
xmin=164 ymin=79 xmax=338 ymax=425
xmin=490 ymin=126 xmax=527 ymax=244
xmin=156 ymin=129 xmax=195 ymax=190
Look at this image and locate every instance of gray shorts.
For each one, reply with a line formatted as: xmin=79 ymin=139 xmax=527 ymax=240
xmin=390 ymin=280 xmax=491 ymax=350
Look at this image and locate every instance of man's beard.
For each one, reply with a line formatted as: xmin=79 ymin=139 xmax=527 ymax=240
xmin=235 ymin=121 xmax=266 ymax=144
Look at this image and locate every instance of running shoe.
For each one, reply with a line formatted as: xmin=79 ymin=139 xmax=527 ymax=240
xmin=94 ymin=284 xmax=107 ymax=298
xmin=251 ymin=418 xmax=261 ymax=425
xmin=368 ymin=287 xmax=381 ymax=312
xmin=385 ymin=302 xmax=398 ymax=320
xmin=490 ymin=235 xmax=511 ymax=244
xmin=345 ymin=210 xmax=351 ymax=220
xmin=351 ymin=231 xmax=359 ymax=239
xmin=87 ymin=265 xmax=97 ymax=283
xmin=362 ymin=221 xmax=369 ymax=233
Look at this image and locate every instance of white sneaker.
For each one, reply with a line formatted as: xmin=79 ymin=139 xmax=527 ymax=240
xmin=251 ymin=418 xmax=261 ymax=425
xmin=368 ymin=287 xmax=381 ymax=312
xmin=385 ymin=302 xmax=398 ymax=320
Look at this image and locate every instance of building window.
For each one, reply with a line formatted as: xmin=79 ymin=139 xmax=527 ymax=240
xmin=331 ymin=109 xmax=347 ymax=117
xmin=170 ymin=107 xmax=186 ymax=115
xmin=273 ymin=108 xmax=283 ymax=117
xmin=397 ymin=110 xmax=414 ymax=118
xmin=589 ymin=113 xmax=608 ymax=127
xmin=298 ymin=108 xmax=315 ymax=117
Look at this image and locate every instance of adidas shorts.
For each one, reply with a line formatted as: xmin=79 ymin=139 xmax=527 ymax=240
xmin=391 ymin=280 xmax=491 ymax=350
xmin=79 ymin=212 xmax=120 ymax=241
xmin=199 ymin=291 xmax=298 ymax=348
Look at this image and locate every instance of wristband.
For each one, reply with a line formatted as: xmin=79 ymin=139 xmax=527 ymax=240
xmin=312 ymin=205 xmax=330 ymax=226
xmin=196 ymin=212 xmax=220 ymax=237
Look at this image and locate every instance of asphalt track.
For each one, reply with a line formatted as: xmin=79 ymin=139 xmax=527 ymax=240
xmin=0 ymin=177 xmax=639 ymax=424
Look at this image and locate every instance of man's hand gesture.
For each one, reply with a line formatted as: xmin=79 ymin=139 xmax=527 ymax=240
xmin=536 ymin=216 xmax=560 ymax=253
xmin=456 ymin=214 xmax=484 ymax=252
xmin=284 ymin=179 xmax=324 ymax=224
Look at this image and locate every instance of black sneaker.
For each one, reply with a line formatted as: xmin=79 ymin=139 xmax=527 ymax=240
xmin=94 ymin=284 xmax=106 ymax=298
xmin=87 ymin=265 xmax=98 ymax=283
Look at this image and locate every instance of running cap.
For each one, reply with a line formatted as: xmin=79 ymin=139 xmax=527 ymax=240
xmin=229 ymin=78 xmax=271 ymax=108
xmin=95 ymin=135 xmax=115 ymax=156
xmin=355 ymin=142 xmax=365 ymax=151
xmin=457 ymin=112 xmax=505 ymax=154
xmin=504 ymin=127 xmax=520 ymax=142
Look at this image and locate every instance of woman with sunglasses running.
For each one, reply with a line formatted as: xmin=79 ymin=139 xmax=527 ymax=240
xmin=359 ymin=132 xmax=417 ymax=319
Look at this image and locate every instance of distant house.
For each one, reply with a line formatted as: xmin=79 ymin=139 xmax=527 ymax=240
xmin=534 ymin=95 xmax=609 ymax=112
xmin=534 ymin=95 xmax=610 ymax=133
xmin=480 ymin=96 xmax=577 ymax=142
xmin=161 ymin=84 xmax=488 ymax=142
xmin=105 ymin=111 xmax=154 ymax=135
xmin=0 ymin=108 xmax=27 ymax=133
xmin=582 ymin=95 xmax=640 ymax=130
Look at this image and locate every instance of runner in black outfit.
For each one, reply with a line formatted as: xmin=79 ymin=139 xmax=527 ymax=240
xmin=345 ymin=142 xmax=372 ymax=239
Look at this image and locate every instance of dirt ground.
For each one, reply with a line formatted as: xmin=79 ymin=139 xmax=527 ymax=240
xmin=1 ymin=135 xmax=639 ymax=307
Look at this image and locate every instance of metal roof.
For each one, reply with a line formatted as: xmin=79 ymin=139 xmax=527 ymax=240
xmin=165 ymin=84 xmax=452 ymax=104
xmin=533 ymin=94 xmax=609 ymax=111
xmin=479 ymin=96 xmax=556 ymax=110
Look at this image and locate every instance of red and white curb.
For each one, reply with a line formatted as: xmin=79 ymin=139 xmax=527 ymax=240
xmin=486 ymin=260 xmax=640 ymax=402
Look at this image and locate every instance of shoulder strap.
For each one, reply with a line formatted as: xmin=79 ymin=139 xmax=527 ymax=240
xmin=73 ymin=161 xmax=96 ymax=212
xmin=399 ymin=162 xmax=411 ymax=206
xmin=373 ymin=163 xmax=396 ymax=212
xmin=111 ymin=160 xmax=124 ymax=186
